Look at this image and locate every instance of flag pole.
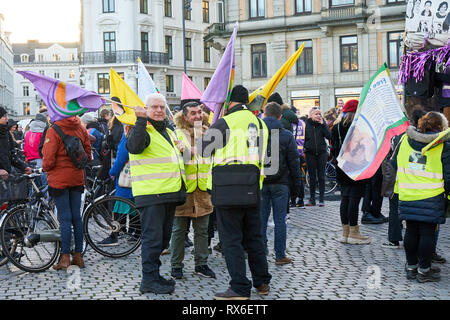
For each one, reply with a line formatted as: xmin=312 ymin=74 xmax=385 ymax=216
xmin=104 ymin=97 xmax=174 ymax=120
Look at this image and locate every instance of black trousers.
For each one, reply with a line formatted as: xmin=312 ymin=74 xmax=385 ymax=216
xmin=207 ymin=208 xmax=216 ymax=246
xmin=362 ymin=167 xmax=384 ymax=217
xmin=388 ymin=194 xmax=403 ymax=243
xmin=140 ymin=204 xmax=176 ymax=281
xmin=216 ymin=205 xmax=272 ymax=297
xmin=305 ymin=152 xmax=327 ymax=203
xmin=404 ymin=220 xmax=436 ymax=270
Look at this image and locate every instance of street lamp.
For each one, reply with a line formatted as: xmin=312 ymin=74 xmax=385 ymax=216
xmin=182 ymin=0 xmax=192 ymax=74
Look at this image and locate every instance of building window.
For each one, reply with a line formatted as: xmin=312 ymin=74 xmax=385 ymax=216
xmin=52 ymin=54 xmax=61 ymax=61
xmin=249 ymin=0 xmax=265 ymax=19
xmin=388 ymin=32 xmax=404 ymax=69
xmin=185 ymin=38 xmax=192 ymax=61
xmin=203 ymin=1 xmax=210 ymax=23
xmin=98 ymin=73 xmax=110 ymax=94
xmin=296 ymin=0 xmax=312 ymax=13
xmin=20 ymin=54 xmax=29 ymax=63
xmin=204 ymin=77 xmax=211 ymax=90
xmin=39 ymin=70 xmax=45 ymax=75
xmin=330 ymin=0 xmax=354 ymax=7
xmin=166 ymin=75 xmax=174 ymax=92
xmin=23 ymin=86 xmax=29 ymax=97
xmin=252 ymin=43 xmax=267 ymax=78
xmin=340 ymin=35 xmax=358 ymax=72
xmin=140 ymin=0 xmax=148 ymax=13
xmin=69 ymin=53 xmax=76 ymax=61
xmin=165 ymin=0 xmax=172 ymax=17
xmin=54 ymin=71 xmax=60 ymax=79
xmin=297 ymin=40 xmax=313 ymax=75
xmin=37 ymin=54 xmax=44 ymax=62
xmin=104 ymin=31 xmax=116 ymax=63
xmin=217 ymin=1 xmax=224 ymax=23
xmin=103 ymin=0 xmax=115 ymax=13
xmin=69 ymin=70 xmax=76 ymax=79
xmin=141 ymin=32 xmax=149 ymax=52
xmin=204 ymin=41 xmax=210 ymax=63
xmin=23 ymin=103 xmax=30 ymax=115
xmin=165 ymin=36 xmax=173 ymax=60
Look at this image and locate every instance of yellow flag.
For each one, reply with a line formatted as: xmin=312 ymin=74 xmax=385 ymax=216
xmin=109 ymin=68 xmax=142 ymax=125
xmin=421 ymin=128 xmax=450 ymax=155
xmin=248 ymin=42 xmax=305 ymax=111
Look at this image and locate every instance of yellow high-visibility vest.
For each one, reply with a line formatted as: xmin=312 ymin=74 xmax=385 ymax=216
xmin=396 ymin=137 xmax=444 ymax=201
xmin=207 ymin=109 xmax=268 ymax=190
xmin=175 ymin=128 xmax=210 ymax=193
xmin=129 ymin=125 xmax=186 ymax=197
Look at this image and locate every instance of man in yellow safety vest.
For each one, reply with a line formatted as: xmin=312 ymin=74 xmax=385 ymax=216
xmin=126 ymin=93 xmax=187 ymax=295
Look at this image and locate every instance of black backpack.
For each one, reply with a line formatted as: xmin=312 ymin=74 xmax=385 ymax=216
xmin=52 ymin=124 xmax=89 ymax=169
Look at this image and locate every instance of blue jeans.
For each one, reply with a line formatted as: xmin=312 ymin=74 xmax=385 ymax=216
xmin=53 ymin=189 xmax=83 ymax=254
xmin=260 ymin=184 xmax=289 ymax=259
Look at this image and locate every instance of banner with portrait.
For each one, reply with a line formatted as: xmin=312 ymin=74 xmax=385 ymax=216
xmin=337 ymin=64 xmax=409 ymax=181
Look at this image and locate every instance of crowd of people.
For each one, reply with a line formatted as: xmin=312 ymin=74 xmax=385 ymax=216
xmin=0 ymin=82 xmax=448 ymax=299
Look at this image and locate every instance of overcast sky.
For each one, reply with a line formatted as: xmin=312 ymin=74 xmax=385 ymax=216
xmin=0 ymin=0 xmax=80 ymax=43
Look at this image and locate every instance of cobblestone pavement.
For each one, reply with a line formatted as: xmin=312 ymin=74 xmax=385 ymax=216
xmin=0 ymin=195 xmax=449 ymax=300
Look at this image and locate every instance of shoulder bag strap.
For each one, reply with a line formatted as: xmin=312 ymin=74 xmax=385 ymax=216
xmin=51 ymin=124 xmax=66 ymax=142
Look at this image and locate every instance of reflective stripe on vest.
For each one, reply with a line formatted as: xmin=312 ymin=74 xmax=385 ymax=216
xmin=129 ymin=125 xmax=186 ymax=196
xmin=175 ymin=129 xmax=209 ymax=193
xmin=207 ymin=109 xmax=268 ymax=190
xmin=396 ymin=137 xmax=444 ymax=201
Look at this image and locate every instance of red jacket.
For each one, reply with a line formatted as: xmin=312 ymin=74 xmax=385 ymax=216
xmin=42 ymin=117 xmax=92 ymax=189
xmin=24 ymin=131 xmax=43 ymax=161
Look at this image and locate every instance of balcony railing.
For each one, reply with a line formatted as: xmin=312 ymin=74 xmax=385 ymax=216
xmin=79 ymin=50 xmax=169 ymax=65
xmin=14 ymin=55 xmax=78 ymax=64
xmin=204 ymin=23 xmax=226 ymax=42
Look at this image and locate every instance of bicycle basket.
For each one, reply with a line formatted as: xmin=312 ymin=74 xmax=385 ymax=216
xmin=0 ymin=175 xmax=29 ymax=202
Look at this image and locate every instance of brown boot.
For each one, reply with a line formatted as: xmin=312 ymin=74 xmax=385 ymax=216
xmin=339 ymin=224 xmax=349 ymax=243
xmin=53 ymin=253 xmax=71 ymax=270
xmin=71 ymin=252 xmax=85 ymax=268
xmin=347 ymin=225 xmax=371 ymax=245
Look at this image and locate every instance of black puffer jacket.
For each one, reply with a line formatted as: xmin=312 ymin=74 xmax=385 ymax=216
xmin=304 ymin=118 xmax=331 ymax=155
xmin=0 ymin=124 xmax=27 ymax=173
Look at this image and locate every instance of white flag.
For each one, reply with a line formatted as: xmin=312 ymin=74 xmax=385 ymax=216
xmin=137 ymin=58 xmax=159 ymax=102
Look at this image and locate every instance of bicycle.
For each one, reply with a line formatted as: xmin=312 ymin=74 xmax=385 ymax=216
xmin=0 ymin=169 xmax=141 ymax=273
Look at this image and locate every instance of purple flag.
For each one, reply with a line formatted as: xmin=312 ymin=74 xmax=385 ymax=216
xmin=17 ymin=71 xmax=106 ymax=122
xmin=201 ymin=23 xmax=238 ymax=123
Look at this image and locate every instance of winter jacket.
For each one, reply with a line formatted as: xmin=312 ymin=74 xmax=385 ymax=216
xmin=304 ymin=117 xmax=331 ymax=155
xmin=392 ymin=125 xmax=450 ymax=225
xmin=280 ymin=109 xmax=298 ymax=133
xmin=380 ymin=135 xmax=402 ymax=198
xmin=109 ymin=134 xmax=132 ymax=199
xmin=108 ymin=120 xmax=124 ymax=153
xmin=262 ymin=117 xmax=301 ymax=189
xmin=172 ymin=112 xmax=213 ymax=218
xmin=0 ymin=124 xmax=27 ymax=173
xmin=331 ymin=121 xmax=368 ymax=188
xmin=23 ymin=119 xmax=46 ymax=161
xmin=98 ymin=118 xmax=109 ymax=137
xmin=126 ymin=116 xmax=186 ymax=208
xmin=42 ymin=117 xmax=92 ymax=189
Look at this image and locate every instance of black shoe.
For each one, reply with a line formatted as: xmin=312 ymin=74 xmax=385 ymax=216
xmin=405 ymin=264 xmax=418 ymax=280
xmin=214 ymin=288 xmax=249 ymax=300
xmin=305 ymin=201 xmax=316 ymax=207
xmin=432 ymin=252 xmax=446 ymax=264
xmin=97 ymin=234 xmax=119 ymax=246
xmin=296 ymin=200 xmax=305 ymax=209
xmin=171 ymin=268 xmax=183 ymax=280
xmin=139 ymin=280 xmax=174 ymax=294
xmin=194 ymin=265 xmax=216 ymax=278
xmin=289 ymin=200 xmax=296 ymax=208
xmin=159 ymin=276 xmax=175 ymax=286
xmin=361 ymin=212 xmax=384 ymax=225
xmin=417 ymin=269 xmax=441 ymax=283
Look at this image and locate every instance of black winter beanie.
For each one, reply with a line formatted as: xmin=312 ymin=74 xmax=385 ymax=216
xmin=229 ymin=85 xmax=249 ymax=104
xmin=267 ymin=92 xmax=283 ymax=105
xmin=0 ymin=106 xmax=6 ymax=119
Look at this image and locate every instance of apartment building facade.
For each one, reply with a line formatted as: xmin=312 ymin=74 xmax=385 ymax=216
xmin=205 ymin=0 xmax=406 ymax=116
xmin=0 ymin=14 xmax=14 ymax=116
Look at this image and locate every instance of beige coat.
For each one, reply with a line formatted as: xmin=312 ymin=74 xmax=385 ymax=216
xmin=174 ymin=111 xmax=213 ymax=218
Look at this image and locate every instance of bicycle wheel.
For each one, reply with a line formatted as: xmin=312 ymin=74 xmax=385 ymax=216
xmin=0 ymin=207 xmax=60 ymax=272
xmin=83 ymin=196 xmax=141 ymax=258
xmin=323 ymin=163 xmax=337 ymax=194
